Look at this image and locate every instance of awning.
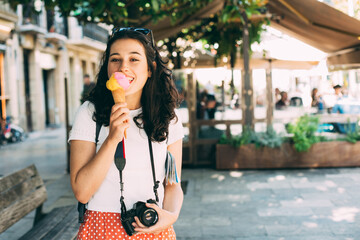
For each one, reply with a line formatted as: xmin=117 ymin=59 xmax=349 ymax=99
xmin=267 ymin=0 xmax=360 ymax=66
xmin=146 ymin=0 xmax=224 ymax=41
xmin=182 ymin=50 xmax=319 ymax=70
xmin=148 ymin=0 xmax=360 ymax=67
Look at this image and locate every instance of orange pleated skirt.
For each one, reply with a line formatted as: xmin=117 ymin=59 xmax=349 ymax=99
xmin=76 ymin=210 xmax=177 ymax=240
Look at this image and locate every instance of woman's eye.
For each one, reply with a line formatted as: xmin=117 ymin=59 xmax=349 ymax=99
xmin=110 ymin=58 xmax=120 ymax=62
xmin=130 ymin=58 xmax=139 ymax=62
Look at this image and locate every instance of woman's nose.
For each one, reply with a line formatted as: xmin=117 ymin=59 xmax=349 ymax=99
xmin=118 ymin=62 xmax=129 ymax=72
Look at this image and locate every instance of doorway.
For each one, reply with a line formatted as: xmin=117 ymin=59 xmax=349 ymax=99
xmin=23 ymin=50 xmax=33 ymax=131
xmin=42 ymin=69 xmax=50 ymax=126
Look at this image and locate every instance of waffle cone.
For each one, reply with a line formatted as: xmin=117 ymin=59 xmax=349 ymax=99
xmin=111 ymin=88 xmax=127 ymax=138
xmin=111 ymin=88 xmax=125 ymax=103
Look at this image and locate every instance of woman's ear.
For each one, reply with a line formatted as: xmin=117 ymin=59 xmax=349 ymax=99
xmin=148 ymin=61 xmax=156 ymax=78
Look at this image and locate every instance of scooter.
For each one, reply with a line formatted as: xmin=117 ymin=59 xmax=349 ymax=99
xmin=0 ymin=116 xmax=26 ymax=144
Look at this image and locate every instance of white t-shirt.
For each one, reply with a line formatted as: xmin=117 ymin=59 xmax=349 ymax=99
xmin=69 ymin=101 xmax=184 ymax=212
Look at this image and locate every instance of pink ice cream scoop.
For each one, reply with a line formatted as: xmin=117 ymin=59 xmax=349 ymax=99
xmin=114 ymin=72 xmax=131 ymax=90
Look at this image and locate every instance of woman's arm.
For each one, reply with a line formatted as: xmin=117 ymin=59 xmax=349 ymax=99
xmin=70 ymin=103 xmax=130 ymax=203
xmin=134 ymin=138 xmax=183 ymax=234
xmin=162 ymin=138 xmax=184 ymax=216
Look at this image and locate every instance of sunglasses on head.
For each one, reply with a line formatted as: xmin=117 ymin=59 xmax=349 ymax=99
xmin=111 ymin=27 xmax=155 ymax=48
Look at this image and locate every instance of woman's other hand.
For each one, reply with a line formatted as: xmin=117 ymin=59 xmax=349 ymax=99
xmin=132 ymin=202 xmax=178 ymax=235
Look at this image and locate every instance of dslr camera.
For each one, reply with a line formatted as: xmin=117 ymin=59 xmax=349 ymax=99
xmin=121 ymin=199 xmax=159 ymax=236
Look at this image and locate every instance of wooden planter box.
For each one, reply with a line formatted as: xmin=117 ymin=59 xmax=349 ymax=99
xmin=216 ymin=141 xmax=360 ymax=170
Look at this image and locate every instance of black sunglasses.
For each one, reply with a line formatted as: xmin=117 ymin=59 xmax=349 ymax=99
xmin=111 ymin=27 xmax=155 ymax=48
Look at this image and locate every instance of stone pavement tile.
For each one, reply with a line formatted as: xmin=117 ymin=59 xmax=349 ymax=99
xmin=265 ymin=220 xmax=333 ymax=237
xmin=201 ymin=193 xmax=251 ymax=203
xmin=343 ymin=186 xmax=360 ymax=200
xmin=290 ymin=179 xmax=338 ymax=190
xmin=257 ymin=207 xmax=314 ymax=217
xmin=0 ymin=212 xmax=34 ymax=240
xmin=178 ymin=238 xmax=237 ymax=240
xmin=266 ymin=237 xmax=353 ymax=240
xmin=176 ymin=216 xmax=231 ymax=227
xmin=246 ymin=181 xmax=292 ymax=190
xmin=328 ymin=221 xmax=360 ymax=236
xmin=202 ymin=224 xmax=267 ymax=238
xmin=196 ymin=180 xmax=248 ymax=194
xmin=280 ymin=199 xmax=333 ymax=208
xmin=235 ymin=238 xmax=270 ymax=240
xmin=325 ymin=175 xmax=359 ymax=186
xmin=271 ymin=189 xmax=302 ymax=202
xmin=301 ymin=191 xmax=352 ymax=202
xmin=174 ymin=226 xmax=202 ymax=238
xmin=50 ymin=191 xmax=78 ymax=210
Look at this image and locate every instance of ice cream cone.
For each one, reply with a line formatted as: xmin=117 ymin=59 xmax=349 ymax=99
xmin=111 ymin=88 xmax=125 ymax=103
xmin=106 ymin=72 xmax=130 ymax=138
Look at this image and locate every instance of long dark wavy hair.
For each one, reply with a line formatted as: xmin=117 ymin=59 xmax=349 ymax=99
xmin=87 ymin=29 xmax=180 ymax=142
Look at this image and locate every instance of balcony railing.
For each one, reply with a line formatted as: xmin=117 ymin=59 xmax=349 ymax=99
xmin=83 ymin=23 xmax=109 ymax=44
xmin=22 ymin=4 xmax=41 ymax=26
xmin=0 ymin=2 xmax=17 ymax=22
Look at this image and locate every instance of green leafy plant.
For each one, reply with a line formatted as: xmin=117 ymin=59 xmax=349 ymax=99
xmin=253 ymin=126 xmax=283 ymax=148
xmin=286 ymin=115 xmax=324 ymax=152
xmin=219 ymin=127 xmax=253 ymax=148
xmin=344 ymin=120 xmax=360 ymax=143
xmin=219 ymin=125 xmax=283 ymax=148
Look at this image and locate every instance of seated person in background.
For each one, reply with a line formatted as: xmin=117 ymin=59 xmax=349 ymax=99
xmin=333 ymin=84 xmax=343 ymax=100
xmin=275 ymin=91 xmax=288 ymax=110
xmin=206 ymin=93 xmax=217 ymax=120
xmin=311 ymin=88 xmax=324 ymax=111
xmin=275 ymin=88 xmax=281 ymax=102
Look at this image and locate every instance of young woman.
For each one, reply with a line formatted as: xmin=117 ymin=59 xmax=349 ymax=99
xmin=69 ymin=28 xmax=184 ymax=239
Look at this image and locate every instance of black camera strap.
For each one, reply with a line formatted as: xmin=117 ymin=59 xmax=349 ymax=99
xmin=115 ymin=136 xmax=160 ymax=217
xmin=147 ymin=137 xmax=160 ymax=202
xmin=114 ymin=140 xmax=127 ymax=214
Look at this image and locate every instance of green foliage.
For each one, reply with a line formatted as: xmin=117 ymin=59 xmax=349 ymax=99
xmin=180 ymin=0 xmax=269 ymax=64
xmin=344 ymin=120 xmax=360 ymax=143
xmin=253 ymin=126 xmax=283 ymax=148
xmin=219 ymin=128 xmax=253 ymax=148
xmin=220 ymin=116 xmax=360 ymax=152
xmin=8 ymin=0 xmax=214 ymax=26
xmin=219 ymin=126 xmax=283 ymax=149
xmin=286 ymin=115 xmax=323 ymax=152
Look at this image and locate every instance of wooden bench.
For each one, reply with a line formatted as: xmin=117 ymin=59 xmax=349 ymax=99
xmin=0 ymin=164 xmax=79 ymax=240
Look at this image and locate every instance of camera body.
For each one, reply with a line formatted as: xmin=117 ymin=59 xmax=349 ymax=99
xmin=121 ymin=199 xmax=159 ymax=236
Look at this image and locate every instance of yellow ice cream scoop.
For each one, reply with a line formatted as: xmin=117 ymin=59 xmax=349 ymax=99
xmin=106 ymin=72 xmax=130 ymax=91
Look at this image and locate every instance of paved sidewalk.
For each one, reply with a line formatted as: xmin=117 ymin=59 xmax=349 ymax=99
xmin=178 ymin=168 xmax=360 ymax=240
xmin=1 ymin=127 xmax=360 ymax=239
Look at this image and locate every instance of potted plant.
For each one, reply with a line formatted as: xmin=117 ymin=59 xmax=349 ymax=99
xmin=216 ymin=115 xmax=360 ymax=170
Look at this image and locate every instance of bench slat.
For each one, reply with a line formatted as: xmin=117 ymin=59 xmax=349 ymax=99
xmin=42 ymin=206 xmax=79 ymax=240
xmin=0 ymin=165 xmax=37 ymax=193
xmin=0 ymin=186 xmax=47 ymax=233
xmin=0 ymin=173 xmax=44 ymax=210
xmin=19 ymin=205 xmax=79 ymax=240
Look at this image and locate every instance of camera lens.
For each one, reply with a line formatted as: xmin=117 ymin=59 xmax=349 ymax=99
xmin=140 ymin=208 xmax=158 ymax=227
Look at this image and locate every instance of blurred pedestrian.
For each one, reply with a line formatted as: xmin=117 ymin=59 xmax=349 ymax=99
xmin=80 ymin=74 xmax=96 ymax=103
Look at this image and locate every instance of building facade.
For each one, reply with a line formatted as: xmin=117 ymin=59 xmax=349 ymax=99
xmin=2 ymin=2 xmax=107 ymax=132
xmin=0 ymin=3 xmax=18 ymax=125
